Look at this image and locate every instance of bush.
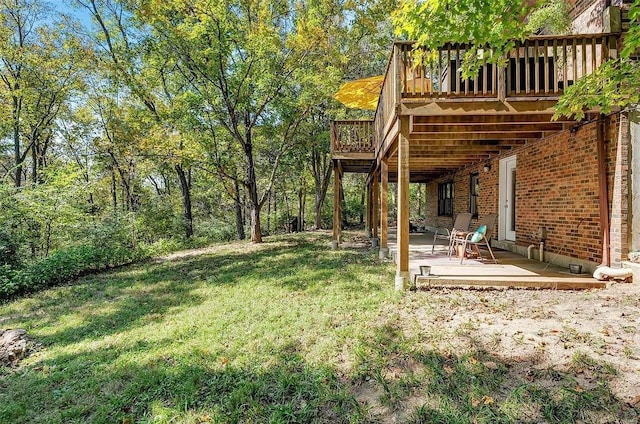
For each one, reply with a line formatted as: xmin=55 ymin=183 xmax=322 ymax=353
xmin=197 ymin=221 xmax=238 ymax=242
xmin=0 ymin=230 xmax=20 ymax=267
xmin=0 ymin=245 xmax=149 ymax=300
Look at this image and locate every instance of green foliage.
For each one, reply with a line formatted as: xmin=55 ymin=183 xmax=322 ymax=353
xmin=554 ymin=59 xmax=640 ymax=120
xmin=0 ymin=245 xmax=149 ymax=299
xmin=393 ymin=0 xmax=533 ymax=76
xmin=554 ymin=0 xmax=640 ymax=119
xmin=0 ymin=229 xmax=19 ymax=267
xmin=525 ymin=0 xmax=571 ymax=35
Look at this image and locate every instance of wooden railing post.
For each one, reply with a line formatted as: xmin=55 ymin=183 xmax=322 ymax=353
xmin=330 ymin=121 xmax=337 ymax=153
xmin=394 ymin=44 xmax=403 ymax=105
xmin=497 ymin=60 xmax=506 ymax=102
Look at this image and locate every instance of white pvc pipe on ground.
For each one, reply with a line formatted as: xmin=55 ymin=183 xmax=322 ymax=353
xmin=593 ymin=266 xmax=633 ymax=281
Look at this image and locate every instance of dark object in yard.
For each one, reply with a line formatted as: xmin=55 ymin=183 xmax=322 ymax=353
xmin=288 ymin=217 xmax=301 ymax=233
xmin=569 ymin=264 xmax=582 ymax=274
xmin=409 ymin=222 xmax=418 ymax=233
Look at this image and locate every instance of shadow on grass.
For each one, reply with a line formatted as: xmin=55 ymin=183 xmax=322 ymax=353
xmin=0 ymin=233 xmax=400 ymax=422
xmin=352 ymin=323 xmax=639 ymax=424
xmin=1 ymin=340 xmax=366 ymax=423
xmin=1 ymin=233 xmax=389 ymax=349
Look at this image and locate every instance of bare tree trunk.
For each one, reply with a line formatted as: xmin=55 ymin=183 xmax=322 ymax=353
xmin=234 ymin=177 xmax=245 ymax=240
xmin=111 ymin=166 xmax=118 ymax=213
xmin=175 ymin=164 xmax=194 ymax=238
xmin=243 ymin=137 xmax=262 ymax=242
xmin=13 ymin=96 xmax=22 ymax=188
xmin=359 ymin=189 xmax=365 ymax=224
xmin=162 ymin=173 xmax=171 ymax=196
xmin=298 ymin=186 xmax=305 ymax=232
xmin=311 ymin=147 xmax=332 ymax=229
xmin=267 ymin=189 xmax=271 ymax=234
xmin=417 ymin=184 xmax=422 ymax=217
xmin=284 ymin=187 xmax=291 ymax=232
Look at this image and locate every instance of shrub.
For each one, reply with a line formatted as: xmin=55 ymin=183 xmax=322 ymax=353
xmin=0 ymin=230 xmax=20 ymax=267
xmin=0 ymin=245 xmax=150 ymax=300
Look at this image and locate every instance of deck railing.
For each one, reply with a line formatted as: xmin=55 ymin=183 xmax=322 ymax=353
xmin=396 ymin=33 xmax=618 ymax=100
xmin=332 ymin=33 xmax=619 ymax=160
xmin=331 ymin=120 xmax=375 ymax=153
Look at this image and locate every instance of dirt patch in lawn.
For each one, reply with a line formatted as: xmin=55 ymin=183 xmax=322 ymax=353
xmin=355 ymin=282 xmax=640 ymax=422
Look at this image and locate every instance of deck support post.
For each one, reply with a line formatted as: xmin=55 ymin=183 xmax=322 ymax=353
xmin=366 ymin=184 xmax=372 ymax=237
xmin=396 ymin=117 xmax=410 ymax=290
xmin=372 ymin=170 xmax=380 ymax=246
xmin=379 ymin=160 xmax=389 ymax=258
xmin=332 ymin=160 xmax=342 ymax=249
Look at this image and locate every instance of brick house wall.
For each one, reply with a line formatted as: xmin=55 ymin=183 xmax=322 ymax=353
xmin=422 ymin=113 xmax=629 ymax=267
xmin=608 ymin=113 xmax=630 ymax=264
xmin=569 ymin=0 xmax=632 ymax=34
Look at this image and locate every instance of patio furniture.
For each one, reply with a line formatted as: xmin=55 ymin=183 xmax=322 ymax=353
xmin=452 ymin=213 xmax=498 ymax=264
xmin=431 ymin=212 xmax=472 ymax=254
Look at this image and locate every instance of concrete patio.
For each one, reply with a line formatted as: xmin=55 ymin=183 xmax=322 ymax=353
xmin=387 ymin=230 xmax=608 ymax=290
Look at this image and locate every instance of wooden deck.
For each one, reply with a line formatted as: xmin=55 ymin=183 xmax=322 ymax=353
xmin=387 ymin=230 xmax=607 ymax=290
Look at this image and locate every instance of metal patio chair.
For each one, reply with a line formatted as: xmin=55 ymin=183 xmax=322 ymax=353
xmin=431 ymin=212 xmax=472 ymax=254
xmin=452 ymin=213 xmax=498 ymax=264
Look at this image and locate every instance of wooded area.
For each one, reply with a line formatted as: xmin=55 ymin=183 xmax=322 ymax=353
xmin=0 ymin=0 xmax=404 ymax=295
xmin=2 ymin=0 xmax=639 ymax=299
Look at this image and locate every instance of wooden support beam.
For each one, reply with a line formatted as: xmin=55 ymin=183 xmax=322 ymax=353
xmin=372 ymin=171 xmax=380 ymax=239
xmin=380 ymin=160 xmax=389 ymax=257
xmin=410 ymin=131 xmax=543 ymax=141
xmin=365 ymin=184 xmax=372 ymax=237
xmin=405 ymin=139 xmax=527 ymax=147
xmin=396 ymin=117 xmax=410 ymax=290
xmin=332 ymin=161 xmax=342 ymax=248
xmin=410 ymin=123 xmax=565 ymax=133
xmin=411 ymin=114 xmax=574 ymax=125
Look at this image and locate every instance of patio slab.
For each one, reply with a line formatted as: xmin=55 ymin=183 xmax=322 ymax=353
xmin=387 ymin=230 xmax=607 ymax=290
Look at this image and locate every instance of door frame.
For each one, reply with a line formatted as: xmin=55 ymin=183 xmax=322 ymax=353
xmin=499 ymin=155 xmax=517 ymax=241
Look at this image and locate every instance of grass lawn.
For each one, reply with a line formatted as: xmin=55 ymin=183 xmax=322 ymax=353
xmin=0 ymin=231 xmax=637 ymax=423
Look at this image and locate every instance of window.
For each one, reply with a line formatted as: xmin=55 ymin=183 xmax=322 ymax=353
xmin=469 ymin=173 xmax=479 ymax=218
xmin=438 ymin=181 xmax=453 ymax=216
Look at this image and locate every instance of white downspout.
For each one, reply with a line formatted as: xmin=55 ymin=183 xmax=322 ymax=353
xmin=539 ymin=241 xmax=544 ymax=262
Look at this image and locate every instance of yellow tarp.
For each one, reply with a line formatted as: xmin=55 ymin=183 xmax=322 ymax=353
xmin=333 ymin=75 xmax=384 ymax=111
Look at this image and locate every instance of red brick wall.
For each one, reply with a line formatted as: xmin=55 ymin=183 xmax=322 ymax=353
xmin=608 ymin=113 xmax=630 ymax=265
xmin=517 ymin=123 xmax=601 ymax=262
xmin=424 ymin=163 xmax=499 ymax=235
xmin=422 ymin=113 xmax=629 ymax=266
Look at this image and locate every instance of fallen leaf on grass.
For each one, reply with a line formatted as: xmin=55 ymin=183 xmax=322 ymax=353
xmin=629 ymin=395 xmax=640 ymax=406
xmin=471 ymin=396 xmax=494 ymax=407
xmin=483 ymin=361 xmax=498 ymax=370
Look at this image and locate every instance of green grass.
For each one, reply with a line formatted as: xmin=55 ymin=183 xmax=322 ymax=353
xmin=0 ymin=232 xmax=634 ymax=423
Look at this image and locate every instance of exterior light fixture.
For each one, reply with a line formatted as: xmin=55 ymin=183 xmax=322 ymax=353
xmin=483 ymin=163 xmax=491 ymax=173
